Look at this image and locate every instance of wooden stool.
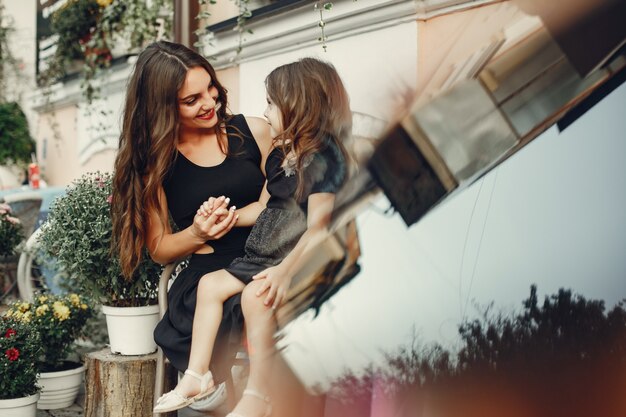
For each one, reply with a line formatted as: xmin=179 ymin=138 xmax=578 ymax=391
xmin=85 ymin=347 xmax=176 ymax=417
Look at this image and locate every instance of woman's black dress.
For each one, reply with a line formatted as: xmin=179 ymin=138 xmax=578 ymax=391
xmin=153 ymin=115 xmax=265 ymax=382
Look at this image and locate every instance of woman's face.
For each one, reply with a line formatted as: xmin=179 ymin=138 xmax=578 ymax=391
xmin=178 ymin=66 xmax=220 ymax=130
xmin=263 ymin=92 xmax=283 ymax=138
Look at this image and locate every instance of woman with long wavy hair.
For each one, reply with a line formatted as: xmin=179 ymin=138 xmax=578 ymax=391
xmin=110 ymin=40 xmax=272 ymax=399
xmin=152 ymin=57 xmax=352 ymax=416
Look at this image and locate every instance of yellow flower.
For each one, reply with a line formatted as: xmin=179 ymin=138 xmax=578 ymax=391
xmin=14 ymin=310 xmax=23 ymax=320
xmin=18 ymin=302 xmax=31 ymax=312
xmin=3 ymin=309 xmax=13 ymax=318
xmin=81 ymin=303 xmax=88 ymax=310
xmin=53 ymin=301 xmax=70 ymax=321
xmin=69 ymin=294 xmax=81 ymax=307
xmin=97 ymin=0 xmax=112 ymax=7
xmin=22 ymin=311 xmax=32 ymax=323
xmin=38 ymin=295 xmax=48 ymax=303
xmin=36 ymin=304 xmax=50 ymax=317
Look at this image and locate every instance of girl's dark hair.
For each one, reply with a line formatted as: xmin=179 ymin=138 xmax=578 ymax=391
xmin=265 ymin=57 xmax=352 ymax=200
xmin=111 ymin=41 xmax=230 ymax=279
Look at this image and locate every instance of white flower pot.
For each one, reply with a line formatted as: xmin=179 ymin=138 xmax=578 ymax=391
xmin=101 ymin=305 xmax=160 ymax=355
xmin=0 ymin=393 xmax=39 ymax=417
xmin=37 ymin=363 xmax=85 ymax=410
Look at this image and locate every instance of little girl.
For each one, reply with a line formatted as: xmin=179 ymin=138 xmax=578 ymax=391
xmin=154 ymin=57 xmax=352 ymax=415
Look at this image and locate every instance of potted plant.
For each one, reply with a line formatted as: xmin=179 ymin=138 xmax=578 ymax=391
xmin=4 ymin=293 xmax=93 ymax=409
xmin=50 ymin=0 xmax=102 ymax=65
xmin=37 ymin=172 xmax=161 ymax=355
xmin=42 ymin=0 xmax=172 ymax=104
xmin=0 ymin=203 xmax=24 ymax=259
xmin=0 ymin=102 xmax=36 ymax=189
xmin=0 ymin=203 xmax=24 ymax=299
xmin=0 ymin=314 xmax=43 ymax=416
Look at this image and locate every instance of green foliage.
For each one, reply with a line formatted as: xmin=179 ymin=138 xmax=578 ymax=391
xmin=50 ymin=0 xmax=101 ymax=63
xmin=5 ymin=293 xmax=94 ymax=371
xmin=0 ymin=3 xmax=25 ymax=101
xmin=41 ymin=0 xmax=172 ymax=104
xmin=330 ymin=286 xmax=626 ymax=400
xmin=457 ymin=285 xmax=626 ymax=374
xmin=0 ymin=203 xmax=24 ymax=257
xmin=0 ymin=316 xmax=42 ymax=399
xmin=0 ymin=102 xmax=36 ymax=166
xmin=38 ymin=172 xmax=160 ymax=306
xmin=98 ymin=0 xmax=170 ymax=52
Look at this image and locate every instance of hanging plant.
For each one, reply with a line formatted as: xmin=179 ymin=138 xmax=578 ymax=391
xmin=0 ymin=4 xmax=26 ymax=102
xmin=195 ymin=0 xmax=252 ymax=60
xmin=315 ymin=1 xmax=333 ymax=52
xmin=50 ymin=0 xmax=101 ymax=64
xmin=233 ymin=0 xmax=253 ymax=56
xmin=195 ymin=0 xmax=358 ymax=60
xmin=40 ymin=0 xmax=173 ymax=105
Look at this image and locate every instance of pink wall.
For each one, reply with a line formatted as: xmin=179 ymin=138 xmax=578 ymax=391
xmin=417 ymin=2 xmax=525 ymax=102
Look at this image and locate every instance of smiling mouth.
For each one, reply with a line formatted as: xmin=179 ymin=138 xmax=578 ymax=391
xmin=197 ymin=108 xmax=215 ymax=120
xmin=197 ymin=102 xmax=221 ymax=120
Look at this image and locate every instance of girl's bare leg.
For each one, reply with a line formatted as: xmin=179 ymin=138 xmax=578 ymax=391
xmin=175 ymin=269 xmax=245 ymax=397
xmin=230 ymin=280 xmax=276 ymax=416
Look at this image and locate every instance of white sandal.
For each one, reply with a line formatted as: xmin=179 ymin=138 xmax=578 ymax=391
xmin=226 ymin=388 xmax=272 ymax=417
xmin=153 ymin=369 xmax=215 ymax=413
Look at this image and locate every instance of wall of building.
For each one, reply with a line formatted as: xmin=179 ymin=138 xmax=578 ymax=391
xmin=36 ymin=104 xmax=81 ymax=186
xmin=2 ymin=0 xmax=37 ymax=107
xmin=31 ymin=60 xmax=132 ymax=186
xmin=217 ymin=66 xmax=241 ymax=114
xmin=416 ymin=1 xmax=525 ymax=100
xmin=237 ymin=21 xmax=418 ymax=123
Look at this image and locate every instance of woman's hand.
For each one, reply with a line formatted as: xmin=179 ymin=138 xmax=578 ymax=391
xmin=191 ymin=196 xmax=238 ymax=241
xmin=252 ymin=264 xmax=292 ymax=309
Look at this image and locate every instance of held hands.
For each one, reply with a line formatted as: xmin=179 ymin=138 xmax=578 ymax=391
xmin=190 ymin=196 xmax=238 ymax=241
xmin=252 ymin=264 xmax=292 ymax=309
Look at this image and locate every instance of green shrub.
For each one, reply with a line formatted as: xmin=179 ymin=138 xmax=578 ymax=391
xmin=0 ymin=316 xmax=42 ymax=399
xmin=38 ymin=172 xmax=160 ymax=306
xmin=5 ymin=293 xmax=94 ymax=371
xmin=0 ymin=203 xmax=24 ymax=257
xmin=0 ymin=102 xmax=35 ymax=166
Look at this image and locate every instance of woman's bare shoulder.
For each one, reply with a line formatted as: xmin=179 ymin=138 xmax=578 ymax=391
xmin=244 ymin=116 xmax=272 ymax=153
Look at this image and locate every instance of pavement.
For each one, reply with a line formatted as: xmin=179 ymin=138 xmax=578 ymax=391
xmin=35 ymin=396 xmax=84 ymax=417
xmin=34 ymin=398 xmax=220 ymax=417
xmin=32 ymin=383 xmax=229 ymax=417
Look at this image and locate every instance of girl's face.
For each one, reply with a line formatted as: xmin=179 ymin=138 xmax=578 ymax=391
xmin=178 ymin=66 xmax=220 ymax=130
xmin=263 ymin=93 xmax=283 ymax=138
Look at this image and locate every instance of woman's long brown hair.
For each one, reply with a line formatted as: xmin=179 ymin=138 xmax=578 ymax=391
xmin=265 ymin=58 xmax=352 ymax=200
xmin=111 ymin=41 xmax=230 ymax=279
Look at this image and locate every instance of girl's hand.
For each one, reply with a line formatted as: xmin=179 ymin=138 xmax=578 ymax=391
xmin=252 ymin=265 xmax=292 ymax=309
xmin=203 ymin=196 xmax=237 ymax=224
xmin=197 ymin=196 xmax=228 ymax=218
xmin=192 ymin=196 xmax=238 ymax=241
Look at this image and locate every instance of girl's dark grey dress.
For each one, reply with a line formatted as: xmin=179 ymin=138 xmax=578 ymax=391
xmin=225 ymin=136 xmax=346 ymax=283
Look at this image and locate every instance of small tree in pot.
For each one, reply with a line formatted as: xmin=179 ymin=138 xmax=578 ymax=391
xmin=38 ymin=172 xmax=161 ymax=355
